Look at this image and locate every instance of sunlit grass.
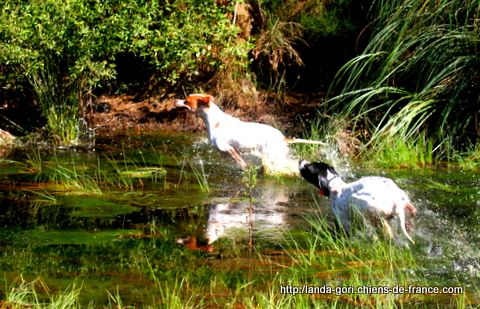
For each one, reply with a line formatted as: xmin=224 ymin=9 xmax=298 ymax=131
xmin=363 ymin=132 xmax=435 ymax=168
xmin=20 ymin=148 xmax=169 ymax=195
xmin=189 ymin=159 xmax=210 ymax=193
xmin=3 ymin=276 xmax=88 ymax=309
xmin=328 ymin=0 xmax=479 ymax=164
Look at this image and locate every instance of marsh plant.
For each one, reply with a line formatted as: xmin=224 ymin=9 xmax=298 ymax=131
xmin=189 ymin=159 xmax=210 ymax=193
xmin=3 ymin=276 xmax=87 ymax=309
xmin=242 ymin=166 xmax=259 ymax=249
xmin=329 ymin=0 xmax=480 ymax=165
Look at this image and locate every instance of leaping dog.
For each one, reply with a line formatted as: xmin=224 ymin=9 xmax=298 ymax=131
xmin=299 ymin=160 xmax=417 ymax=244
xmin=175 ymin=94 xmax=325 ymax=174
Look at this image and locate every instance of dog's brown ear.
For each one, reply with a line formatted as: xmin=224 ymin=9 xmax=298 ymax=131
xmin=197 ymin=94 xmax=214 ymax=107
xmin=199 ymin=94 xmax=214 ymax=102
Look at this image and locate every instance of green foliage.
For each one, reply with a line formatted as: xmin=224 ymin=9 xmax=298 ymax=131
xmin=259 ymin=0 xmax=357 ymax=37
xmin=0 ymin=0 xmax=116 ymax=144
xmin=329 ymin=0 xmax=480 ymax=161
xmin=0 ymin=0 xmax=246 ymax=144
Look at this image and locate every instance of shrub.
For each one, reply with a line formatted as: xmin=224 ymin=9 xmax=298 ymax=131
xmin=0 ymin=0 xmax=246 ymax=144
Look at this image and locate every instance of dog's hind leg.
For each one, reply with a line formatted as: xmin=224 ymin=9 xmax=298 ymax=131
xmin=215 ymin=140 xmax=248 ymax=169
xmin=380 ymin=218 xmax=394 ymax=241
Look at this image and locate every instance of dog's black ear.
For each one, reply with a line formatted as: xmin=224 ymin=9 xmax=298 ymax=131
xmin=299 ymin=160 xmax=321 ymax=189
xmin=299 ymin=160 xmax=338 ymax=197
xmin=324 ymin=163 xmax=338 ymax=176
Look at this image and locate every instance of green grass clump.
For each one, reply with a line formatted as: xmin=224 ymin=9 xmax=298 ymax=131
xmin=328 ymin=0 xmax=480 ymax=164
xmin=364 ymin=132 xmax=435 ymax=168
xmin=3 ymin=276 xmax=89 ymax=309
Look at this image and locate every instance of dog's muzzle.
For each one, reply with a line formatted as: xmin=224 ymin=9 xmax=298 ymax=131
xmin=175 ymin=99 xmax=192 ymax=111
xmin=175 ymin=99 xmax=186 ymax=108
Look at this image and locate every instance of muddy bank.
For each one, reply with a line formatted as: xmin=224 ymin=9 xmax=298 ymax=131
xmin=0 ymin=128 xmax=15 ymax=157
xmin=88 ymin=94 xmax=325 ymax=138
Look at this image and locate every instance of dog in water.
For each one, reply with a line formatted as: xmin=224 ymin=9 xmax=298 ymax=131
xmin=299 ymin=160 xmax=416 ymax=244
xmin=175 ymin=94 xmax=324 ymax=174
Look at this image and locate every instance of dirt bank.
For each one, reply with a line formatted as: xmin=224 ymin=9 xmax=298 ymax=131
xmin=89 ymin=93 xmax=325 ymax=138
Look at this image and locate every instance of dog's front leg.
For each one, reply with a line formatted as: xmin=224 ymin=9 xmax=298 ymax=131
xmin=332 ymin=204 xmax=351 ymax=235
xmin=227 ymin=147 xmax=248 ymax=169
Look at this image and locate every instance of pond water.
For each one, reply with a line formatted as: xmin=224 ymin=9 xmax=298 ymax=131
xmin=0 ymin=133 xmax=478 ymax=306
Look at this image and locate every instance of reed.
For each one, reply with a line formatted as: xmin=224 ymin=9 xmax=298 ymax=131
xmin=189 ymin=159 xmax=210 ymax=193
xmin=329 ymin=0 xmax=480 ymax=162
xmin=242 ymin=166 xmax=259 ymax=249
xmin=3 ymin=276 xmax=88 ymax=309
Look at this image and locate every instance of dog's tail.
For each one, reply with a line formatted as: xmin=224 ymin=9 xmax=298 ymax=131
xmin=285 ymin=138 xmax=328 ymax=146
xmin=398 ymin=202 xmax=416 ymax=244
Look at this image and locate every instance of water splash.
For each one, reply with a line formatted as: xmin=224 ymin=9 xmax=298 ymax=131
xmin=319 ymin=143 xmax=354 ymax=178
xmin=76 ymin=118 xmax=95 ymax=148
xmin=416 ymin=207 xmax=480 ymax=280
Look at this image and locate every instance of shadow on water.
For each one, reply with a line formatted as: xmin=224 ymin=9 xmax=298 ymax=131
xmin=0 ymin=133 xmax=478 ymax=306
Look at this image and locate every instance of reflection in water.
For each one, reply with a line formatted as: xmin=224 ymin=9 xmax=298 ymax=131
xmin=205 ymin=181 xmax=294 ymax=244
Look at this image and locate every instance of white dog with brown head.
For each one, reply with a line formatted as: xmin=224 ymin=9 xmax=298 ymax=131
xmin=176 ymin=94 xmax=321 ymax=174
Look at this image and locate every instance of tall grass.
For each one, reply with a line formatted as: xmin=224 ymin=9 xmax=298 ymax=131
xmin=189 ymin=159 xmax=210 ymax=193
xmin=3 ymin=276 xmax=88 ymax=309
xmin=253 ymin=8 xmax=304 ymax=100
xmin=29 ymin=63 xmax=81 ymax=146
xmin=242 ymin=166 xmax=259 ymax=249
xmin=329 ymin=0 xmax=480 ymax=162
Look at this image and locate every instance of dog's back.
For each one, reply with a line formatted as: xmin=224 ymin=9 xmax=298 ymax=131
xmin=347 ymin=177 xmax=410 ymax=215
xmin=177 ymin=93 xmax=296 ymax=174
xmin=345 ymin=176 xmax=416 ymax=244
xmin=213 ymin=119 xmax=286 ymax=152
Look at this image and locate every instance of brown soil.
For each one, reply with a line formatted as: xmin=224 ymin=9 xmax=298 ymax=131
xmin=88 ymin=93 xmax=325 ymax=138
